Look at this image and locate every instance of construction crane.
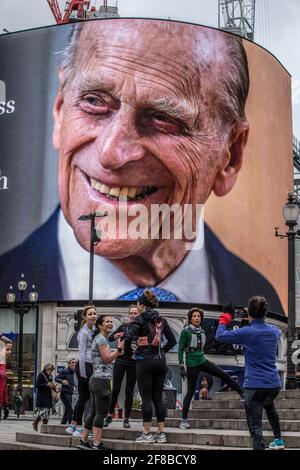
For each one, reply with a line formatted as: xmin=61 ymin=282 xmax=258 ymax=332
xmin=218 ymin=0 xmax=256 ymax=41
xmin=47 ymin=0 xmax=119 ymax=24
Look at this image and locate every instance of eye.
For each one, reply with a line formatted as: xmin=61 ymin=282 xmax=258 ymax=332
xmin=79 ymin=93 xmax=113 ymax=115
xmin=140 ymin=111 xmax=186 ymax=135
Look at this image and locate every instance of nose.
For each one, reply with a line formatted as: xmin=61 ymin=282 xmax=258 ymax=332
xmin=97 ymin=109 xmax=145 ymax=170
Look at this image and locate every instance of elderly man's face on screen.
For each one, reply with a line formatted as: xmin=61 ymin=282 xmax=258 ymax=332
xmin=53 ymin=20 xmax=249 ymax=260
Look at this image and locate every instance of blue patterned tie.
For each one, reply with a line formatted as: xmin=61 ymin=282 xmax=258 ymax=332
xmin=118 ymin=287 xmax=178 ymax=302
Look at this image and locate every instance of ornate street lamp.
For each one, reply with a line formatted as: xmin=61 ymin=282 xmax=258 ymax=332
xmin=6 ymin=274 xmax=38 ymax=415
xmin=275 ymin=192 xmax=300 ymax=389
xmin=78 ymin=211 xmax=107 ymax=304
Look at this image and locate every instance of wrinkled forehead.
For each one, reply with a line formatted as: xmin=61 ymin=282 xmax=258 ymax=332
xmin=75 ymin=20 xmax=227 ymax=78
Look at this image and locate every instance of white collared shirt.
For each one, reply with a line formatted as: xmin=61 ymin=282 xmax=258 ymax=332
xmin=58 ymin=210 xmax=218 ymax=303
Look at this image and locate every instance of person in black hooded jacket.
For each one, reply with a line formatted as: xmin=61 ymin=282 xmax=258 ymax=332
xmin=104 ymin=304 xmax=139 ymax=429
xmin=125 ymin=289 xmax=176 ymax=444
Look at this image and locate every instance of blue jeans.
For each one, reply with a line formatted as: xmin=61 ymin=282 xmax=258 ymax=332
xmin=244 ymin=388 xmax=281 ymax=450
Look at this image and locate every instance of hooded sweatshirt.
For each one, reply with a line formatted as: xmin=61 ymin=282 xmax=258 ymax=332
xmin=125 ymin=308 xmax=176 ymax=359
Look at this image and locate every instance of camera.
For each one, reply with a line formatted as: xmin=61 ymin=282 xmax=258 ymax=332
xmin=234 ymin=307 xmax=249 ymax=319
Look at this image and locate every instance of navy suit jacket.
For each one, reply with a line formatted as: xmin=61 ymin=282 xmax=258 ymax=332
xmin=0 ymin=208 xmax=284 ymax=313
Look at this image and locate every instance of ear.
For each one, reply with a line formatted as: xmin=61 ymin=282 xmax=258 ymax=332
xmin=52 ymin=70 xmax=65 ymax=150
xmin=213 ymin=120 xmax=249 ymax=197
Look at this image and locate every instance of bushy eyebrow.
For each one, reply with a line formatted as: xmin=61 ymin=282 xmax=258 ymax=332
xmin=75 ymin=74 xmax=113 ymax=94
xmin=141 ymin=97 xmax=197 ymax=125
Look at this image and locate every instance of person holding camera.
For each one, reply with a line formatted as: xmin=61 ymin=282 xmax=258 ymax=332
xmin=104 ymin=304 xmax=139 ymax=429
xmin=77 ymin=315 xmax=124 ymax=451
xmin=66 ymin=305 xmax=97 ymax=437
xmin=178 ymin=307 xmax=244 ymax=430
xmin=216 ymin=297 xmax=284 ymax=450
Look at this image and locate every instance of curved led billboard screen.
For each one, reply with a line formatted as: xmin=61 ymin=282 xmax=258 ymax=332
xmin=0 ymin=19 xmax=292 ymax=312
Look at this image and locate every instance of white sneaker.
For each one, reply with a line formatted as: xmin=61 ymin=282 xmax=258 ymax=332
xmin=65 ymin=425 xmax=76 ymax=435
xmin=154 ymin=432 xmax=167 ymax=443
xmin=72 ymin=428 xmax=84 ymax=438
xmin=179 ymin=419 xmax=191 ymax=429
xmin=136 ymin=433 xmax=155 ymax=443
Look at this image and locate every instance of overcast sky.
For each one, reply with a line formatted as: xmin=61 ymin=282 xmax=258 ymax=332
xmin=1 ymin=0 xmax=300 ymax=136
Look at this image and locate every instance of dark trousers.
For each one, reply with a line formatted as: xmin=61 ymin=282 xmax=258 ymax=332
xmin=136 ymin=356 xmax=167 ymax=423
xmin=84 ymin=378 xmax=111 ymax=430
xmin=60 ymin=393 xmax=73 ymax=424
xmin=244 ymin=388 xmax=281 ymax=450
xmin=182 ymin=360 xmax=244 ymax=419
xmin=72 ymin=362 xmax=92 ymax=425
xmin=109 ymin=360 xmax=136 ymax=419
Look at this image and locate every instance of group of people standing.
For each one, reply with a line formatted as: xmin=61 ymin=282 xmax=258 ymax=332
xmin=32 ymin=291 xmax=285 ymax=451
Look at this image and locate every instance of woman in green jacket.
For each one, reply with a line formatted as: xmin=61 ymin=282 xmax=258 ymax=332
xmin=178 ymin=307 xmax=243 ymax=429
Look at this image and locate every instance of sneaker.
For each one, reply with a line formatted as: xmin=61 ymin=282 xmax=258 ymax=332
xmin=92 ymin=442 xmax=111 ymax=451
xmin=123 ymin=419 xmax=131 ymax=429
xmin=269 ymin=438 xmax=285 ymax=450
xmin=72 ymin=427 xmax=84 ymax=438
xmin=65 ymin=425 xmax=76 ymax=435
xmin=154 ymin=432 xmax=167 ymax=443
xmin=77 ymin=439 xmax=94 ymax=450
xmin=179 ymin=419 xmax=191 ymax=430
xmin=103 ymin=415 xmax=113 ymax=428
xmin=136 ymin=432 xmax=155 ymax=443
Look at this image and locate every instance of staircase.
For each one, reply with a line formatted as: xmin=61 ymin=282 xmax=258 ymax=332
xmin=2 ymin=390 xmax=300 ymax=450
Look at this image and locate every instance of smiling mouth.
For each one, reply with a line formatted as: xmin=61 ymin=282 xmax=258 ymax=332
xmin=89 ymin=177 xmax=159 ymax=201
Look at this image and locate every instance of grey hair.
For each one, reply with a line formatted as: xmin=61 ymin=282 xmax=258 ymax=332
xmin=61 ymin=23 xmax=84 ymax=82
xmin=61 ymin=22 xmax=249 ymax=132
xmin=213 ymin=33 xmax=249 ymax=136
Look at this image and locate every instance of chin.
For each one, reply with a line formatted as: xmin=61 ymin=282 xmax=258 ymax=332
xmin=94 ymin=238 xmax=154 ymax=259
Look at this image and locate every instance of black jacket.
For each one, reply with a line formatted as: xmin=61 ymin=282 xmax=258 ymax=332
xmin=35 ymin=370 xmax=53 ymax=408
xmin=125 ymin=308 xmax=176 ymax=358
xmin=55 ymin=367 xmax=75 ymax=394
xmin=108 ymin=323 xmax=136 ymax=365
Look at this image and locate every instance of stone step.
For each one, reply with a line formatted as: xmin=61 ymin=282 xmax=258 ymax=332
xmin=42 ymin=417 xmax=300 ymax=433
xmin=164 ymin=419 xmax=300 ymax=432
xmin=15 ymin=432 xmax=249 ymax=451
xmin=192 ymin=399 xmax=300 ymax=409
xmin=34 ymin=426 xmax=300 ymax=448
xmin=167 ymin=408 xmax=300 ymax=420
xmin=0 ymin=440 xmax=74 ymax=450
xmin=215 ymin=390 xmax=300 ymax=400
xmin=16 ymin=432 xmax=73 ymax=448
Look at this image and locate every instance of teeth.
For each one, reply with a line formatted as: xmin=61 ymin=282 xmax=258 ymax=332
xmin=100 ymin=184 xmax=110 ymax=194
xmin=127 ymin=187 xmax=138 ymax=199
xmin=119 ymin=187 xmax=129 ymax=197
xmin=90 ymin=178 xmax=157 ymax=200
xmin=109 ymin=187 xmax=120 ymax=197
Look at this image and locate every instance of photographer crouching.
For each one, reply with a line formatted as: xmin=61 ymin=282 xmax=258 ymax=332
xmin=216 ymin=296 xmax=284 ymax=450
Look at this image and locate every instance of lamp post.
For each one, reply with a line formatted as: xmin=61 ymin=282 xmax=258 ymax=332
xmin=275 ymin=192 xmax=300 ymax=389
xmin=78 ymin=211 xmax=107 ymax=304
xmin=6 ymin=274 xmax=38 ymax=414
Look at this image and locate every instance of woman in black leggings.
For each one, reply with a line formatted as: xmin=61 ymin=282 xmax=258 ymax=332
xmin=178 ymin=307 xmax=244 ymax=429
xmin=104 ymin=304 xmax=139 ymax=429
xmin=66 ymin=305 xmax=97 ymax=437
xmin=77 ymin=315 xmax=125 ymax=451
xmin=125 ymin=290 xmax=176 ymax=443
